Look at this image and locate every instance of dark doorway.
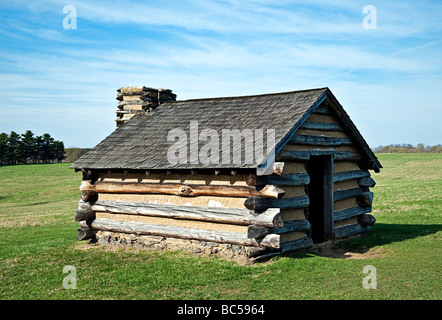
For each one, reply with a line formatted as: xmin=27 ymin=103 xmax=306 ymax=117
xmin=306 ymin=155 xmax=334 ymax=243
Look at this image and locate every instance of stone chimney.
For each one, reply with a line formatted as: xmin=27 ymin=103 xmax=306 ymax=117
xmin=115 ymin=86 xmax=177 ymax=127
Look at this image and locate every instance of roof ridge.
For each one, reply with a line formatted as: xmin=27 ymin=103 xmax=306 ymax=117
xmin=163 ymin=87 xmax=329 ymax=104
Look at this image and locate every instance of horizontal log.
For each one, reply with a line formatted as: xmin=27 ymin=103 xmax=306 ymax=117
xmin=246 ymin=173 xmax=310 ymax=186
xmin=78 ymin=200 xmax=93 ymax=211
xmin=91 ymin=200 xmax=283 ymax=228
xmin=358 ymin=177 xmax=376 ymax=187
xmin=334 ymin=187 xmax=365 ymax=201
xmin=244 ymin=195 xmax=309 ymax=211
xmin=334 ymin=223 xmax=371 ymax=239
xmin=289 ymin=135 xmax=353 ymax=146
xmin=81 ymin=180 xmax=284 ymax=199
xmin=77 ymin=226 xmax=97 ymax=241
xmin=313 ymin=106 xmax=332 ymax=115
xmin=334 ymin=206 xmax=372 ymax=222
xmin=82 ymin=218 xmax=280 ymax=248
xmin=356 ymin=191 xmax=373 ymax=207
xmin=299 ymin=122 xmax=344 ymax=131
xmin=248 ymin=236 xmax=314 ymax=261
xmin=277 ymin=150 xmax=361 ymax=161
xmin=333 ymin=170 xmax=370 ymax=183
xmin=75 ymin=209 xmax=96 ymax=221
xmin=280 ymin=236 xmax=314 ymax=253
xmin=269 ymin=219 xmax=311 ymax=234
xmin=358 ymin=214 xmax=376 ymax=227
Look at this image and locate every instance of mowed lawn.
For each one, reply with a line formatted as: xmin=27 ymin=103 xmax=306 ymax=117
xmin=0 ymin=154 xmax=440 ymax=300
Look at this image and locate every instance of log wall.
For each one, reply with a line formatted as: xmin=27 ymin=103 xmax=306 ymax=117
xmin=278 ymin=103 xmax=376 ymax=243
xmin=75 ymin=102 xmax=376 ymax=261
xmin=76 ymin=170 xmax=291 ymax=260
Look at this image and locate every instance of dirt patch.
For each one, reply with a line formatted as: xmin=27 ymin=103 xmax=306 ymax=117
xmin=313 ymin=243 xmax=391 ymax=260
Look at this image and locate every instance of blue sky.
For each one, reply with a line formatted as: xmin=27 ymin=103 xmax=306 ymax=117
xmin=0 ymin=0 xmax=441 ymax=148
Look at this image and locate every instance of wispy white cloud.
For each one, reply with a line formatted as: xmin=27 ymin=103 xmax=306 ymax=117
xmin=0 ymin=0 xmax=441 ymax=147
xmin=5 ymin=0 xmax=441 ymax=36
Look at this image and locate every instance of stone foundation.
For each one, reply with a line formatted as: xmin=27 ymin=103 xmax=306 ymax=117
xmin=95 ymin=231 xmax=255 ymax=263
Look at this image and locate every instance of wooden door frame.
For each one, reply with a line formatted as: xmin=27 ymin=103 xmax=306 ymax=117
xmin=307 ymin=155 xmax=334 ymax=243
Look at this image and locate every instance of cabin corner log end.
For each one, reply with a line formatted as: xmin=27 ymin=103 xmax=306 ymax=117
xmin=75 ymin=208 xmax=96 ymax=221
xmin=244 ymin=195 xmax=309 ymax=211
xmin=356 ymin=192 xmax=374 ymax=207
xmin=81 ymin=191 xmax=98 ymax=203
xmin=358 ymin=213 xmax=376 ymax=226
xmin=77 ymin=225 xmax=97 ymax=241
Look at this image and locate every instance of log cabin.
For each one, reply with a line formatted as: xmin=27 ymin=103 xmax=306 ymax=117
xmin=70 ymin=86 xmax=381 ymax=262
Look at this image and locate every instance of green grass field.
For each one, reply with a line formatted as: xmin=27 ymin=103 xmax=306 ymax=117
xmin=0 ymin=154 xmax=441 ymax=300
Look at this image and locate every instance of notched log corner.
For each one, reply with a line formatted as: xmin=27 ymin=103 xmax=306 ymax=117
xmin=358 ymin=213 xmax=376 ymax=226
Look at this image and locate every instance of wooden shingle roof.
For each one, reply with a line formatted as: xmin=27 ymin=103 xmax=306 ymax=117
xmin=70 ymin=87 xmax=381 ymax=172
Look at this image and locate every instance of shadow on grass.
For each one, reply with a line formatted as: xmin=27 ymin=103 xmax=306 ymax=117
xmin=276 ymin=223 xmax=442 ymax=261
xmin=341 ymin=223 xmax=441 ymax=249
xmin=18 ymin=201 xmax=53 ymax=207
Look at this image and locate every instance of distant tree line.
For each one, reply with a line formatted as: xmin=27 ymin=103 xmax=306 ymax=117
xmin=373 ymin=143 xmax=442 ymax=153
xmin=64 ymin=148 xmax=90 ymax=162
xmin=0 ymin=131 xmax=65 ymax=165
